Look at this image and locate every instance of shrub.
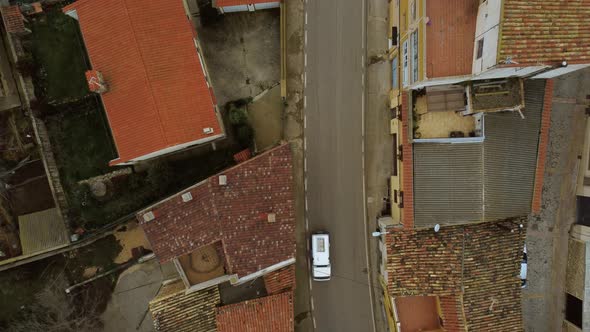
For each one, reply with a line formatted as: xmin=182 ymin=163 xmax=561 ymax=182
xmin=236 ymin=125 xmax=254 ymax=149
xmin=228 ymin=106 xmax=248 ymax=125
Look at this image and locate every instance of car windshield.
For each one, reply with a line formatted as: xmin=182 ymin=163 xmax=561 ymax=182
xmin=317 ymin=238 xmax=325 ymax=252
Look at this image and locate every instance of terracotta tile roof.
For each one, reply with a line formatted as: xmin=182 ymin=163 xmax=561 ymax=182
xmin=233 ymin=148 xmax=252 ymax=163
xmin=425 ymin=0 xmax=477 ymax=78
xmin=63 ymin=0 xmax=221 ymax=164
xmin=499 ymin=0 xmax=590 ymax=65
xmin=263 ymin=265 xmax=295 ymax=295
xmin=1 ymin=6 xmax=26 ymax=34
xmin=138 ymin=144 xmax=295 ymax=279
xmin=216 ymin=292 xmax=294 ymax=332
xmin=531 ymin=79 xmax=554 ymax=214
xmin=439 ymin=295 xmax=466 ymax=332
xmin=215 ymin=0 xmax=278 ymax=7
xmin=149 ymin=280 xmax=220 ymax=332
xmin=386 ymin=217 xmax=526 ymax=331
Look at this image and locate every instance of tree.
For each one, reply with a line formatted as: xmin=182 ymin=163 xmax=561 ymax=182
xmin=7 ymin=275 xmax=102 ymax=332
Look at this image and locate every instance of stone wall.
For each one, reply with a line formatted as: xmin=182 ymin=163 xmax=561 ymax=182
xmin=30 ymin=116 xmax=70 ymax=233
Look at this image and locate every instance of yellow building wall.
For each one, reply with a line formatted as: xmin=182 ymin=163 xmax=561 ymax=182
xmin=396 ymin=0 xmax=426 ymax=88
xmin=390 ymin=118 xmax=402 ymax=223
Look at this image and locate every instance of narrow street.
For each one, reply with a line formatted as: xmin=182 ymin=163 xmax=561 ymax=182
xmin=304 ymin=0 xmax=375 ymax=331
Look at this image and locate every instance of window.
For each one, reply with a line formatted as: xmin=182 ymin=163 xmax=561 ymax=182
xmin=410 ymin=1 xmax=417 ymax=22
xmin=392 ymin=56 xmax=399 ymax=89
xmin=392 ymin=134 xmax=398 ymax=176
xmin=411 ymin=31 xmax=419 ymax=83
xmin=402 ymin=40 xmax=409 ymax=87
xmin=566 ymin=293 xmax=583 ymax=329
xmin=391 ymin=26 xmax=398 ymax=46
xmin=476 ymin=38 xmax=484 ymax=59
xmin=317 ymin=238 xmax=325 ymax=252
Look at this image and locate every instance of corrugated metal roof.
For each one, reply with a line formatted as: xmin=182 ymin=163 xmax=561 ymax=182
xmin=483 ymin=80 xmax=545 ymax=221
xmin=149 ymin=281 xmax=220 ymax=332
xmin=18 ymin=208 xmax=69 ymax=255
xmin=414 ymin=143 xmax=483 ymax=227
xmin=413 ymin=80 xmax=546 ymax=227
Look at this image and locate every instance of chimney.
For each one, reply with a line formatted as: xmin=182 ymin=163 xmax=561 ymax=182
xmin=85 ymin=70 xmax=108 ymax=93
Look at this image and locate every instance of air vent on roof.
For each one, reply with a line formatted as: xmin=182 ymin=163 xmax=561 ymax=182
xmin=181 ymin=192 xmax=193 ymax=202
xmin=267 ymin=213 xmax=276 ymax=223
xmin=218 ymin=175 xmax=227 ymax=186
xmin=203 ymin=127 xmax=214 ymax=134
xmin=143 ymin=211 xmax=155 ymax=222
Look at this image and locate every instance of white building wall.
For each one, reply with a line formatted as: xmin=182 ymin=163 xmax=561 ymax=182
xmin=472 ymin=66 xmax=548 ymax=81
xmin=119 ymin=133 xmax=225 ymax=165
xmin=472 ymin=0 xmax=502 ymax=74
xmin=532 ymin=64 xmax=590 ymax=79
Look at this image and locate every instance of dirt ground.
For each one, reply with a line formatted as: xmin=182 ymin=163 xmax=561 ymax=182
xmin=248 ymin=84 xmax=283 ymax=150
xmin=196 ymin=10 xmax=280 ymax=107
xmin=112 ymin=222 xmax=152 ymax=265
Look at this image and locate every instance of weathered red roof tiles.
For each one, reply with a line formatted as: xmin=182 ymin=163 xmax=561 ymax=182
xmin=63 ymin=0 xmax=221 ymax=165
xmin=264 ymin=265 xmax=295 ymax=295
xmin=138 ymin=144 xmax=295 ymax=279
xmin=386 ymin=217 xmax=526 ymax=331
xmin=216 ymin=0 xmax=278 ymax=7
xmin=216 ymin=292 xmax=294 ymax=332
xmin=499 ymin=0 xmax=590 ymax=65
xmin=1 ymin=6 xmax=26 ymax=34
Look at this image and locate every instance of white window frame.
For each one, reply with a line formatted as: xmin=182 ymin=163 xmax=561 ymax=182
xmin=402 ymin=40 xmax=409 ymax=87
xmin=411 ymin=31 xmax=419 ymax=83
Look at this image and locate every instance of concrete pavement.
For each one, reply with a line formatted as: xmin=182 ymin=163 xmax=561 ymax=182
xmin=523 ymin=69 xmax=590 ymax=332
xmin=304 ymin=0 xmax=375 ymax=331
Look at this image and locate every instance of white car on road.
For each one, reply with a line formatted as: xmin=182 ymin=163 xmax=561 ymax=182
xmin=312 ymin=233 xmax=331 ymax=281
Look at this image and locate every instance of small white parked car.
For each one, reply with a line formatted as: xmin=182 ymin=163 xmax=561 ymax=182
xmin=311 ymin=232 xmax=331 ymax=281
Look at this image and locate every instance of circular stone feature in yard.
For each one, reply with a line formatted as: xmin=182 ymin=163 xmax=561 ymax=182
xmin=189 ymin=246 xmax=221 ymax=273
xmin=90 ymin=181 xmax=107 ymax=198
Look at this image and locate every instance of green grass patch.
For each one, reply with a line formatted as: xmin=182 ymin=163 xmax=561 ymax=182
xmin=30 ymin=9 xmax=89 ymax=101
xmin=45 ymin=99 xmax=116 ymax=184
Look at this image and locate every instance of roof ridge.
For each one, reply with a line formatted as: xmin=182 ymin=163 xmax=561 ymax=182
xmin=136 ymin=143 xmax=291 ymax=216
xmin=119 ymin=0 xmax=168 ymax=146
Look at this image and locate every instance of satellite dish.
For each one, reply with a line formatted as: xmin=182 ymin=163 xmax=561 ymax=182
xmin=434 ymin=224 xmax=440 ymax=232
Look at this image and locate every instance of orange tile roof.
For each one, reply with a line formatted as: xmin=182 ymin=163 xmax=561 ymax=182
xmin=499 ymin=0 xmax=590 ymax=65
xmin=216 ymin=292 xmax=294 ymax=332
xmin=425 ymin=0 xmax=478 ymax=78
xmin=63 ymin=0 xmax=221 ymax=164
xmin=216 ymin=0 xmax=278 ymax=7
xmin=1 ymin=6 xmax=26 ymax=34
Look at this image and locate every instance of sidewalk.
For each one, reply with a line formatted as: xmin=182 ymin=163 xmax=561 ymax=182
xmin=365 ymin=0 xmax=392 ymax=331
xmin=523 ymin=68 xmax=590 ymax=332
xmin=281 ymin=1 xmax=310 ymax=331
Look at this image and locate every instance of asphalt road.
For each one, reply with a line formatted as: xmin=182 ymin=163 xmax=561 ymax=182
xmin=304 ymin=0 xmax=374 ymax=331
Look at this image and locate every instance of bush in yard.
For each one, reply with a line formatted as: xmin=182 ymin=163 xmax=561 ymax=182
xmin=236 ymin=125 xmax=254 ymax=149
xmin=15 ymin=55 xmax=38 ymax=77
xmin=146 ymin=161 xmax=173 ymax=193
xmin=228 ymin=106 xmax=248 ymax=125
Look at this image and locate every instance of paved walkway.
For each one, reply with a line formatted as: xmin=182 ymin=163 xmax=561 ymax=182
xmin=365 ymin=0 xmax=392 ymax=330
xmin=101 ymin=259 xmax=178 ymax=332
xmin=523 ymin=68 xmax=590 ymax=332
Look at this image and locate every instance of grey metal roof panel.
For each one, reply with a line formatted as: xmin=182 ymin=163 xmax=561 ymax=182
xmin=413 ymin=143 xmax=484 ymax=227
xmin=18 ymin=208 xmax=69 ymax=255
xmin=483 ymin=79 xmax=545 ymax=221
